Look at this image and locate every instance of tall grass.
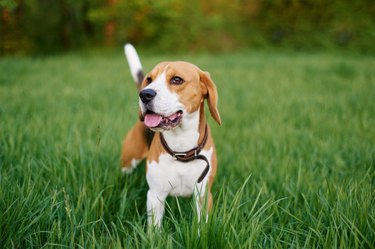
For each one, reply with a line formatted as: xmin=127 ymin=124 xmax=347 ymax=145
xmin=0 ymin=50 xmax=374 ymax=248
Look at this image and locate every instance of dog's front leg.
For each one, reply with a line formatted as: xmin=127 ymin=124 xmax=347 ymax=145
xmin=147 ymin=190 xmax=167 ymax=227
xmin=193 ymin=182 xmax=212 ymax=223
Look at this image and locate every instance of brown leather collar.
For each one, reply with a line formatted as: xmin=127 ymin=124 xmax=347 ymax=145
xmin=160 ymin=125 xmax=210 ymax=183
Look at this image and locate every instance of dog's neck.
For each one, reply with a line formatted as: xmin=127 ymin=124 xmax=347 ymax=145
xmin=162 ymin=102 xmax=206 ymax=152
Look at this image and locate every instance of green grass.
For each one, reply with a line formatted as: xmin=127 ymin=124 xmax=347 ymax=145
xmin=0 ymin=50 xmax=374 ymax=248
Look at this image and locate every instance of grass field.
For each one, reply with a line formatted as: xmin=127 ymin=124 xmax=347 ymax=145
xmin=0 ymin=50 xmax=374 ymax=248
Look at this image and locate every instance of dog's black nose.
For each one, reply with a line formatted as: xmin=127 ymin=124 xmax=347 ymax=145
xmin=139 ymin=89 xmax=157 ymax=104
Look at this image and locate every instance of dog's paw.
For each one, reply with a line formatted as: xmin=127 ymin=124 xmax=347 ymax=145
xmin=121 ymin=166 xmax=134 ymax=175
xmin=121 ymin=159 xmax=141 ymax=175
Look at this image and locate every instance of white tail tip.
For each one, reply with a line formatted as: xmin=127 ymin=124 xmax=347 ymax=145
xmin=124 ymin=43 xmax=143 ymax=84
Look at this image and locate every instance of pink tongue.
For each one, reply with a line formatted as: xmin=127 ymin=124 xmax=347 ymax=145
xmin=144 ymin=114 xmax=162 ymax=128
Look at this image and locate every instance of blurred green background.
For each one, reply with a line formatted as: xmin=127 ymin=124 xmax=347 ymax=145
xmin=1 ymin=0 xmax=374 ymax=55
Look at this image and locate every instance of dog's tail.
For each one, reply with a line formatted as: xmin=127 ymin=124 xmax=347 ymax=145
xmin=124 ymin=43 xmax=144 ymax=90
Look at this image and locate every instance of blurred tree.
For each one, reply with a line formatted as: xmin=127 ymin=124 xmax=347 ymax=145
xmin=105 ymin=0 xmax=117 ymax=46
xmin=1 ymin=0 xmax=30 ymax=54
xmin=0 ymin=0 xmax=374 ymax=55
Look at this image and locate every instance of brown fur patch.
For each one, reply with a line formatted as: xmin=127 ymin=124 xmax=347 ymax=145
xmin=121 ymin=121 xmax=149 ymax=169
xmin=146 ymin=132 xmax=165 ymax=164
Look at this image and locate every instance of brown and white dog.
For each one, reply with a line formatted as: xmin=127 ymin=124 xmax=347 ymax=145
xmin=120 ymin=44 xmax=221 ymax=227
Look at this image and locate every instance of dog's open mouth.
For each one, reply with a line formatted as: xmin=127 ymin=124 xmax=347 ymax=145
xmin=144 ymin=110 xmax=183 ymax=130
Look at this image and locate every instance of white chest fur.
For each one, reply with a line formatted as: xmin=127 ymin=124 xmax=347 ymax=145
xmin=146 ymin=147 xmax=213 ymax=197
xmin=144 ymin=106 xmax=212 ymax=226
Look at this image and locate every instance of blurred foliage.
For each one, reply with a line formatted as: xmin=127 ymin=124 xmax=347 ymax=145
xmin=1 ymin=0 xmax=374 ymax=55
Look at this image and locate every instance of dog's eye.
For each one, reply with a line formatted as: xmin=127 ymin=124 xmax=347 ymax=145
xmin=146 ymin=77 xmax=152 ymax=84
xmin=170 ymin=76 xmax=184 ymax=85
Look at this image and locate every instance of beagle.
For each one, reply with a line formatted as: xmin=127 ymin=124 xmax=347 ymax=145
xmin=120 ymin=44 xmax=221 ymax=227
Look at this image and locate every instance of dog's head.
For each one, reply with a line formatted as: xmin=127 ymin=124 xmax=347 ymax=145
xmin=138 ymin=61 xmax=221 ymax=131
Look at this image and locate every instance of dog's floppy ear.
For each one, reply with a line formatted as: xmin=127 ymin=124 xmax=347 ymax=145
xmin=200 ymin=71 xmax=222 ymax=125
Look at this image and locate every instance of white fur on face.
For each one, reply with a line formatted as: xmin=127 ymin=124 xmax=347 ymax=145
xmin=139 ymin=71 xmax=183 ymax=117
xmin=139 ymin=70 xmax=202 ymax=151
